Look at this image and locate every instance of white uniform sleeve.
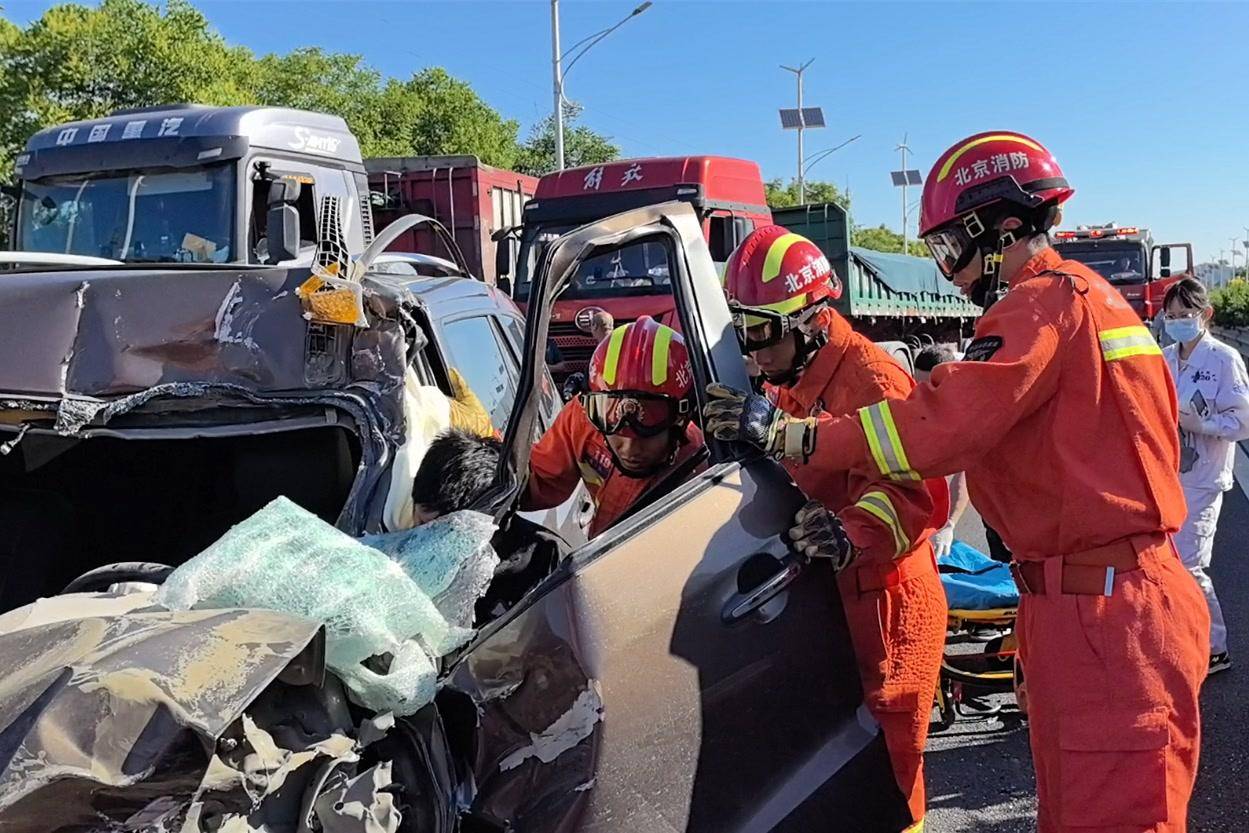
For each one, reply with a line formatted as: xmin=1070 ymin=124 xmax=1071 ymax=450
xmin=1199 ymin=349 xmax=1249 ymax=443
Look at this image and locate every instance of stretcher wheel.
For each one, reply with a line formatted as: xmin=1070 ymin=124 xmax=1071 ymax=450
xmin=931 ymin=679 xmax=957 ymax=733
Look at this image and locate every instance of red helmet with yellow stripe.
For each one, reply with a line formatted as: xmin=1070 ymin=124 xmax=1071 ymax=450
xmin=722 ymin=226 xmax=842 ymax=368
xmin=724 ymin=225 xmax=842 ymax=315
xmin=919 ymin=131 xmax=1072 ymax=308
xmin=584 ymin=316 xmax=692 ymax=438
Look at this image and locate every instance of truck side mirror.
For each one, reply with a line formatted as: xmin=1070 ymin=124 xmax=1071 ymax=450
xmin=263 ymin=178 xmax=303 ymax=263
xmin=494 ymin=230 xmax=519 ymax=293
xmin=1159 ymin=247 xmax=1172 ymax=278
xmin=495 ymin=241 xmax=513 ymax=282
xmin=267 ymin=204 xmax=300 ymax=262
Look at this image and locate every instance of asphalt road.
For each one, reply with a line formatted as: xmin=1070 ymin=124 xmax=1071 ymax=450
xmin=926 ymin=445 xmax=1249 ymax=833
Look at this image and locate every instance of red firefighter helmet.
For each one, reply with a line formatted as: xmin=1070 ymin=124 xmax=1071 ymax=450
xmin=584 ymin=316 xmax=692 ymax=438
xmin=919 ymin=132 xmax=1073 ymax=279
xmin=722 ymin=225 xmax=842 ymax=353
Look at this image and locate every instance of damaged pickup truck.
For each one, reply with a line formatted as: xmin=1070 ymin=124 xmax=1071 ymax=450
xmin=0 ymin=201 xmax=912 ymax=831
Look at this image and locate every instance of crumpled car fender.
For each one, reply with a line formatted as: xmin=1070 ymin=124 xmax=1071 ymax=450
xmin=0 ymin=606 xmax=322 ymax=829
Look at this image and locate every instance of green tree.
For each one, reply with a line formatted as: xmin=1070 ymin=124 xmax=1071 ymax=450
xmin=0 ymin=0 xmax=251 ymax=173
xmin=1211 ymin=280 xmax=1249 ymax=328
xmin=0 ymin=0 xmax=581 ymax=181
xmin=515 ymin=101 xmax=620 ymax=176
xmin=852 ymin=223 xmax=929 ymax=258
xmin=396 ymin=68 xmax=521 ymax=167
xmin=764 ymin=178 xmax=848 ymax=210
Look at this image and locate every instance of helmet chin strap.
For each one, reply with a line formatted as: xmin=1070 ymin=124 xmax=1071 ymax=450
xmin=964 ymin=203 xmax=1058 ymax=311
xmin=764 ymin=305 xmax=831 ymax=385
xmin=971 ymin=232 xmax=1011 ymax=311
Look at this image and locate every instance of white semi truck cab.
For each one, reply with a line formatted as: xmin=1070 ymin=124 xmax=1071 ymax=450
xmin=10 ymin=104 xmax=376 ymax=267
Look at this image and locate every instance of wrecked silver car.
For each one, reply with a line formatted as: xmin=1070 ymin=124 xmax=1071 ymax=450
xmin=0 ymin=202 xmax=911 ymax=831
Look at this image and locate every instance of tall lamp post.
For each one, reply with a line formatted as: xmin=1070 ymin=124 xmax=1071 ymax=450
xmin=551 ymin=0 xmax=652 ymax=171
xmin=779 ymin=59 xmax=824 ymax=204
xmin=802 ymin=134 xmax=862 ymax=179
xmin=890 ymin=135 xmax=922 ymax=255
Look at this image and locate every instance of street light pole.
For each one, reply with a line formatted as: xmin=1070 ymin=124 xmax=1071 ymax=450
xmin=781 ymin=59 xmax=815 ymax=203
xmin=802 ymin=134 xmax=862 ymax=177
xmin=897 ymin=135 xmax=912 ymax=255
xmin=551 ymin=1 xmax=652 ymax=172
xmin=551 ymin=0 xmax=565 ymax=172
xmin=1242 ymin=227 xmax=1249 ymax=281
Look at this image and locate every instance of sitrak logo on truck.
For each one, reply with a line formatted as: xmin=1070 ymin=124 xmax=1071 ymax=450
xmin=289 ymin=127 xmax=341 ymax=155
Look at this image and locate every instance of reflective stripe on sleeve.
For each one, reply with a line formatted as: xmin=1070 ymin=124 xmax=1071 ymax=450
xmin=857 ymin=400 xmax=921 ymax=481
xmin=855 ymin=490 xmax=910 ymax=556
xmin=1099 ymin=325 xmax=1162 ymax=362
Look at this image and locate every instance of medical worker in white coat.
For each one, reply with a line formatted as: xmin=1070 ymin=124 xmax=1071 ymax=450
xmin=1163 ymin=277 xmax=1249 ymax=675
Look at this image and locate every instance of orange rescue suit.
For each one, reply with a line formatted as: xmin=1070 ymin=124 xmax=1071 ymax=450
xmin=523 ymin=398 xmax=705 ymax=538
xmin=766 ymin=309 xmax=947 ymax=826
xmin=807 ymin=249 xmax=1209 ymax=833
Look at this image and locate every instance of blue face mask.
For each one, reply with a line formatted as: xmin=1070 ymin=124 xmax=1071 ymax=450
xmin=1164 ymin=317 xmax=1204 ymax=344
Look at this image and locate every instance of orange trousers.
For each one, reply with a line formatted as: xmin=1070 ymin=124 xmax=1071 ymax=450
xmin=1016 ymin=540 xmax=1209 ymax=833
xmin=838 ymin=543 xmax=948 ymax=826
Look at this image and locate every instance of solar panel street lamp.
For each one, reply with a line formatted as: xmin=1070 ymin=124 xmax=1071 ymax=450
xmin=780 ymin=59 xmax=824 ymax=204
xmin=891 ymin=135 xmax=922 ymax=255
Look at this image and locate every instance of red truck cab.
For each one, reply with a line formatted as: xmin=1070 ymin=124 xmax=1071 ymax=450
xmin=1052 ymin=224 xmax=1193 ymax=321
xmin=505 ymin=156 xmax=771 ymax=373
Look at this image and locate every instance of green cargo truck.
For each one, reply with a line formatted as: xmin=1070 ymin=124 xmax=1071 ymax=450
xmin=772 ymin=202 xmax=980 ymax=346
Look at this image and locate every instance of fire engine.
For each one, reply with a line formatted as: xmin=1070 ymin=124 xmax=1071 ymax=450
xmin=1053 ymin=223 xmax=1193 ymax=321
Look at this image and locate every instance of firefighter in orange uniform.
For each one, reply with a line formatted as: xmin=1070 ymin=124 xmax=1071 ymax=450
xmin=707 ymin=132 xmax=1209 ymax=833
xmin=709 ymin=226 xmax=948 ymax=831
xmin=524 ymin=316 xmax=704 ymax=537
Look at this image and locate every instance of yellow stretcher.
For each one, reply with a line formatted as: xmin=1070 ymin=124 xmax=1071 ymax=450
xmin=933 ymin=607 xmax=1022 ymax=732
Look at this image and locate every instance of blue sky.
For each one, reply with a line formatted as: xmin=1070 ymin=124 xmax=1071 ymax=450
xmin=7 ymin=0 xmax=1249 ymax=263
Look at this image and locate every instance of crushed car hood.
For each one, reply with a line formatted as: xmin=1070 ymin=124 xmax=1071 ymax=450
xmin=0 ymin=604 xmax=323 ymax=828
xmin=0 ymin=267 xmax=315 ymax=399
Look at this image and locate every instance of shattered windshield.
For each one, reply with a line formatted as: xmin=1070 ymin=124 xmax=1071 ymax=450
xmin=15 ymin=164 xmax=236 ymax=263
xmin=515 ymin=226 xmax=671 ymax=300
xmin=1056 ymin=243 xmax=1145 ymax=284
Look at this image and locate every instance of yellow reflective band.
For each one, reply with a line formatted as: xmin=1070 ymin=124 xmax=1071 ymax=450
xmin=855 ymin=490 xmax=909 ymax=556
xmin=936 ymin=134 xmax=1044 ymax=182
xmin=858 ymin=401 xmax=921 ymax=481
xmin=1099 ymin=325 xmax=1162 ymax=362
xmin=651 ymin=324 xmax=673 ymax=386
xmin=903 ymin=820 xmax=925 ymax=833
xmin=601 ymin=324 xmax=628 ymax=385
xmin=859 ymin=407 xmax=891 ymax=478
xmin=762 ymin=233 xmax=805 ymax=283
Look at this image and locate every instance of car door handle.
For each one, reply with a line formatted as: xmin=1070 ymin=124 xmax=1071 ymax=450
xmin=721 ymin=555 xmax=803 ymax=625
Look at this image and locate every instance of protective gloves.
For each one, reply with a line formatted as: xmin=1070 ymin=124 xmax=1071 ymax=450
xmin=787 ymin=500 xmax=858 ymax=573
xmin=703 ymin=383 xmax=816 ymax=459
xmin=931 ymin=523 xmax=955 ymax=560
xmin=1177 ymin=406 xmax=1205 ymax=435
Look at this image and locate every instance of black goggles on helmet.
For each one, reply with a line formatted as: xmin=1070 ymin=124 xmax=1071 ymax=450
xmin=924 ymin=214 xmax=984 ymax=279
xmin=581 ymin=391 xmax=690 ymax=438
xmin=729 ymin=301 xmax=823 ymax=353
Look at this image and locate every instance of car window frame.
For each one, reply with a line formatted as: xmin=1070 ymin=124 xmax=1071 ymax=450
xmin=437 ymin=312 xmax=522 ymax=434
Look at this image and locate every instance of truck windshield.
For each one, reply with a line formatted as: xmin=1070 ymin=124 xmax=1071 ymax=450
xmin=15 ymin=164 xmax=235 ymax=263
xmin=515 ymin=225 xmax=671 ymax=300
xmin=1055 ymin=242 xmax=1145 ymax=284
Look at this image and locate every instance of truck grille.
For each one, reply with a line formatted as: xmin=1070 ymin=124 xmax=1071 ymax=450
xmin=548 ymin=318 xmax=633 ymax=372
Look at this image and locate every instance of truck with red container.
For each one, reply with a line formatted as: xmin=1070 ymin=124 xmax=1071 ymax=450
xmin=495 ymin=156 xmax=773 ymax=373
xmin=367 ymin=155 xmax=538 ymax=285
xmin=1052 ymin=223 xmax=1194 ymax=321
